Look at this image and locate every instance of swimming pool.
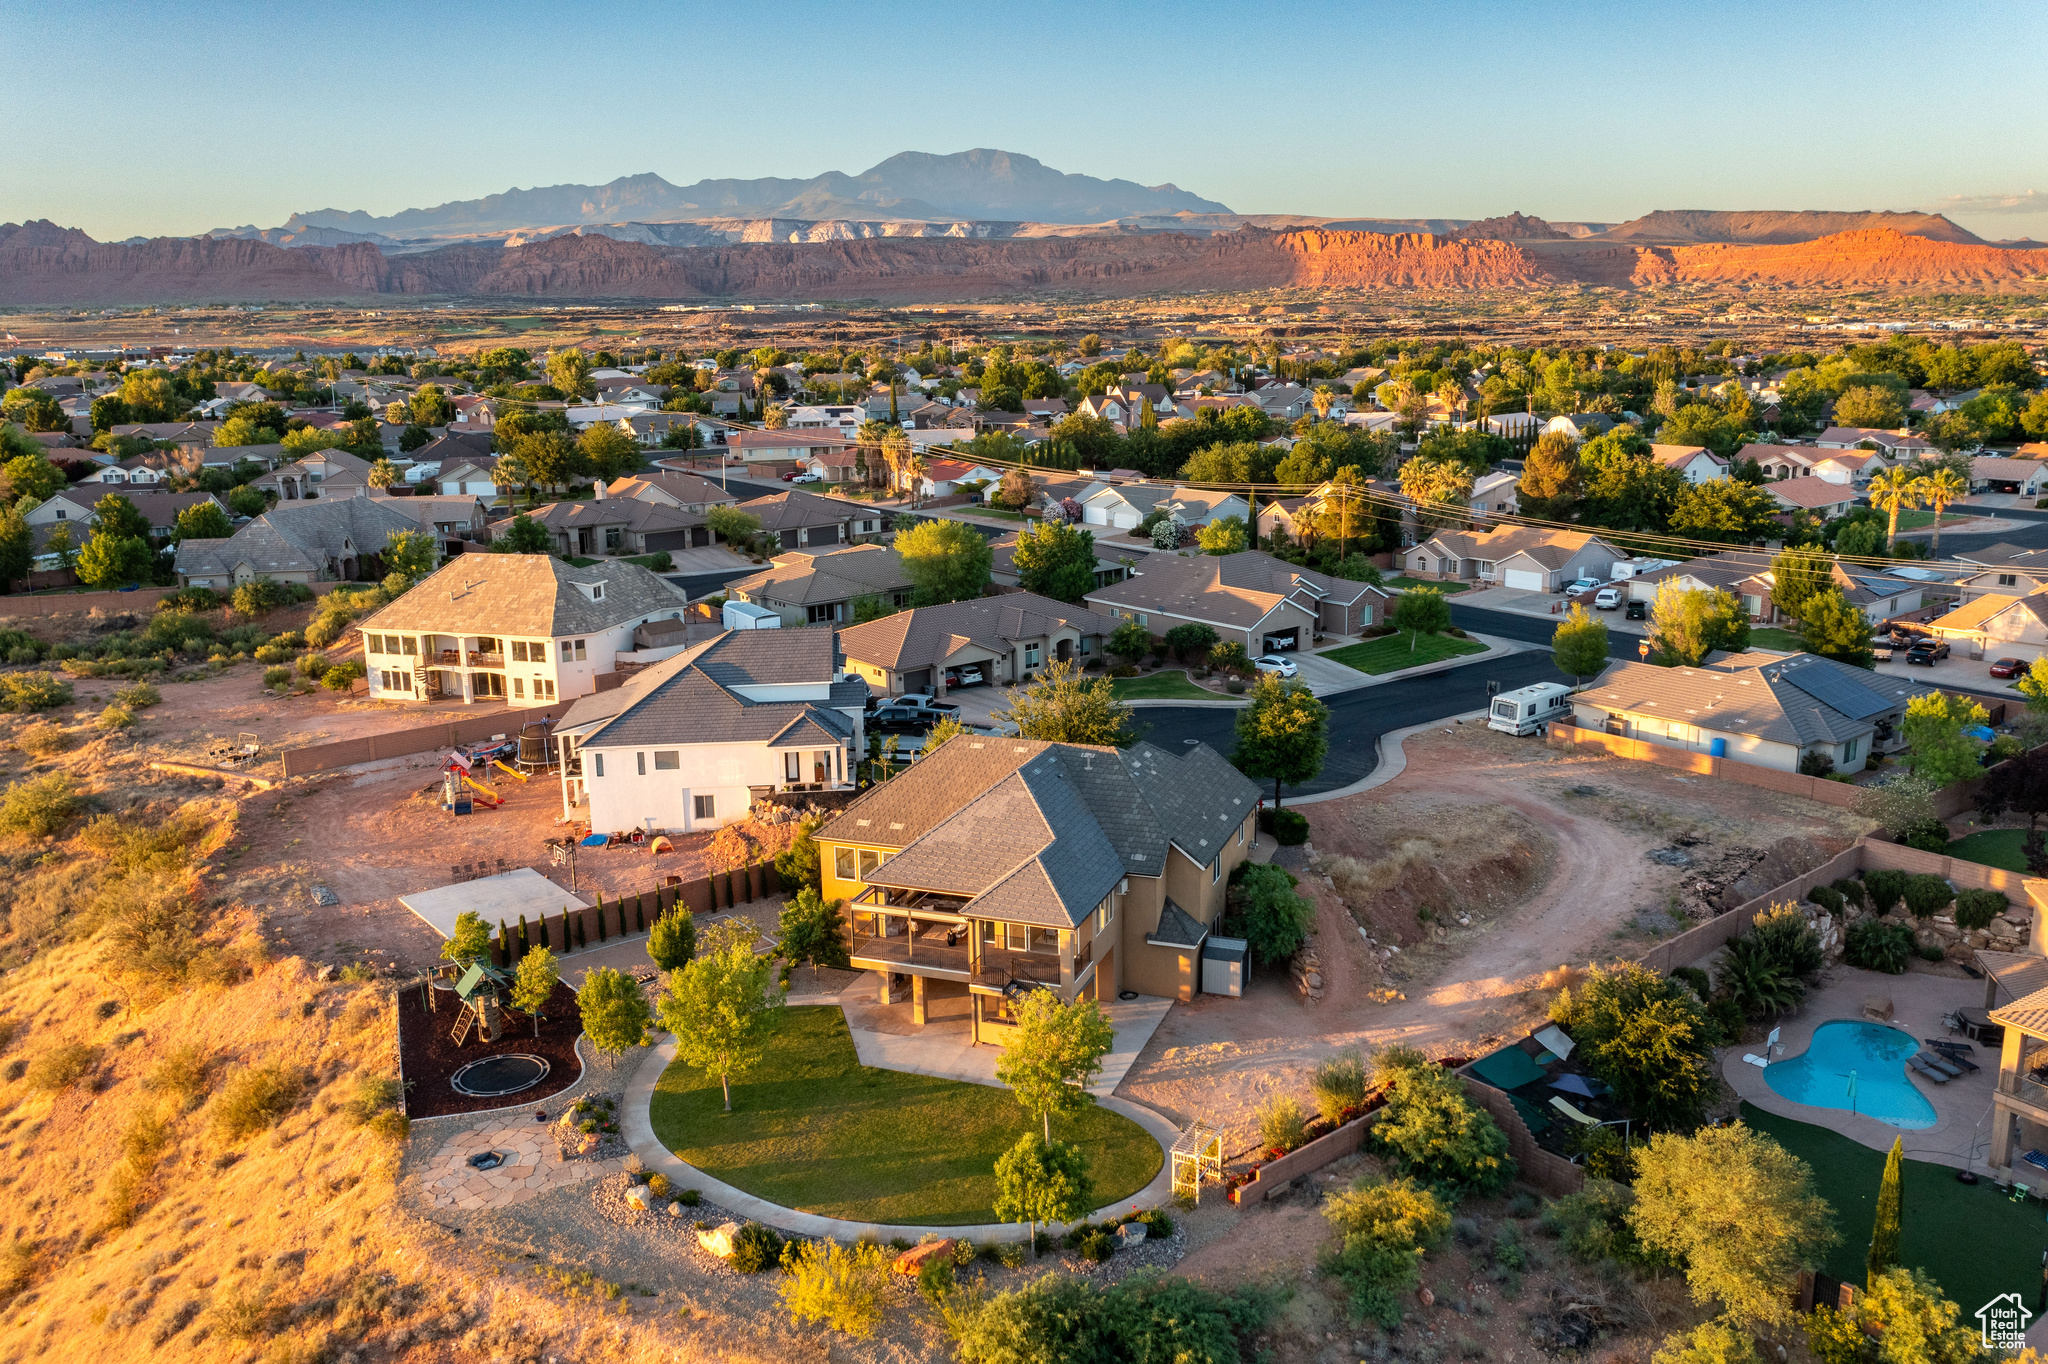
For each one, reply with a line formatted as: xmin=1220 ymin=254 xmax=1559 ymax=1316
xmin=1763 ymin=1021 xmax=1938 ymax=1129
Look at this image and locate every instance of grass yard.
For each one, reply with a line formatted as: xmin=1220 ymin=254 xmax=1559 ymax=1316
xmin=1945 ymin=827 xmax=2029 ymax=873
xmin=1740 ymin=1103 xmax=2044 ymax=1312
xmin=1321 ymin=632 xmax=1486 ymax=675
xmin=1748 ymin=627 xmax=1807 ymax=653
xmin=650 ymin=1005 xmax=1162 ymax=1225
xmin=1893 ymin=509 xmax=1938 ymax=532
xmin=1109 ymin=669 xmax=1214 ymax=701
xmin=1387 ymin=576 xmax=1470 ymax=593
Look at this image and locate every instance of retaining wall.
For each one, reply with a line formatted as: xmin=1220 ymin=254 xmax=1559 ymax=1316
xmin=280 ymin=710 xmax=523 ymax=777
xmin=1635 ymin=845 xmax=1866 ymax=975
xmin=1545 ymin=723 xmax=1865 ymax=809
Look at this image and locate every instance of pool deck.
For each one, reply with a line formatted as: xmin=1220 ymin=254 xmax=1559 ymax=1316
xmin=1723 ymin=965 xmax=2003 ymax=1176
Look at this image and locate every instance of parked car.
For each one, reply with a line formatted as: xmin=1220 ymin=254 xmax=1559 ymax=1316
xmin=1624 ymin=599 xmax=1647 ymax=621
xmin=780 ymin=471 xmax=800 ymax=481
xmin=1905 ymin=641 xmax=1950 ymax=666
xmin=1564 ymin=578 xmax=1601 ymax=596
xmin=894 ymin=693 xmax=960 ymax=714
xmin=869 ymin=703 xmax=954 ymax=734
xmin=1593 ymin=587 xmax=1622 ymax=611
xmin=1253 ymin=655 xmax=1299 ymax=678
xmin=790 ymin=472 xmax=822 ymax=484
xmin=1990 ymin=657 xmax=2025 ymax=678
xmin=942 ymin=666 xmax=987 ymax=689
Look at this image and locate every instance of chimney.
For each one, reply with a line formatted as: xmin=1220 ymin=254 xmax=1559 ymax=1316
xmin=594 ymin=479 xmax=607 ymax=501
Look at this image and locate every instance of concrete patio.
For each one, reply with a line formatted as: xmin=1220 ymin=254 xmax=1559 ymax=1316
xmin=1722 ymin=965 xmax=2003 ymax=1176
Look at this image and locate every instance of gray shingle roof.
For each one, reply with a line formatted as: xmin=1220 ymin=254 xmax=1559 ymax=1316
xmin=174 ymin=497 xmax=418 ymax=581
xmin=836 ymin=591 xmax=1121 ymax=671
xmin=1147 ymin=900 xmax=1207 ymax=950
xmin=731 ymin=546 xmax=913 ymax=609
xmin=738 ymin=489 xmax=865 ymax=532
xmin=1587 ymin=651 xmax=1930 ymax=748
xmin=357 ymin=553 xmax=688 ymax=638
xmin=1085 ymin=549 xmax=1381 ymax=630
xmin=566 ymin=628 xmax=852 ymax=749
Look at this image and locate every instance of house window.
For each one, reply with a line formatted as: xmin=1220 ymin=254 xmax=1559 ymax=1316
xmin=654 ymin=751 xmax=679 ymax=771
xmin=512 ymin=641 xmax=528 ymax=662
xmin=636 ymin=752 xmax=646 ymax=776
xmin=808 ymin=603 xmax=839 ymax=624
xmin=569 ymin=639 xmax=587 ymax=661
xmin=531 ymin=642 xmax=546 ymax=663
xmin=401 ymin=636 xmax=416 ymax=656
xmin=1843 ymin=737 xmax=1861 ymax=763
xmin=1097 ymin=900 xmax=1113 ymax=934
xmin=1999 ymin=574 xmax=2018 ymax=587
xmin=1079 ymin=636 xmax=1092 ymax=655
xmin=604 ymin=528 xmax=623 ymax=552
xmin=1024 ymin=644 xmax=1041 ymax=667
xmin=693 ymin=794 xmax=715 ymax=820
xmin=834 ymin=847 xmax=856 ymax=880
xmin=590 ymin=583 xmax=605 ymax=601
xmin=1210 ymin=854 xmax=1221 ymax=884
xmin=512 ymin=678 xmax=524 ymax=698
xmin=53 ymin=508 xmax=64 ymax=519
xmin=592 ymin=754 xmax=604 ymax=778
xmin=540 ymin=679 xmax=554 ymax=699
xmin=786 ymin=752 xmax=802 ymax=782
xmin=858 ymin=848 xmax=882 ymax=879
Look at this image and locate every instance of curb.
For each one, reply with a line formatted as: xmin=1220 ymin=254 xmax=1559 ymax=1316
xmin=1284 ymin=709 xmax=1492 ymax=806
xmin=621 ymin=1029 xmax=1177 ymax=1242
xmin=1119 ymin=634 xmax=1528 ymax=709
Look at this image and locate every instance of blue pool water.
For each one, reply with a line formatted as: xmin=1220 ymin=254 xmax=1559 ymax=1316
xmin=1763 ymin=1021 xmax=1938 ymax=1129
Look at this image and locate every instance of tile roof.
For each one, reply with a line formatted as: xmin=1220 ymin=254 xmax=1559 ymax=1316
xmin=836 ymin=592 xmax=1121 ymax=670
xmin=731 ymin=545 xmax=913 ymax=608
xmin=1416 ymin=524 xmax=1617 ymax=568
xmin=1932 ymin=591 xmax=2029 ymax=633
xmin=1766 ymin=476 xmax=1859 ymax=510
xmin=356 ymin=553 xmax=688 ymax=638
xmin=1971 ymin=457 xmax=2048 ymax=482
xmin=1991 ymin=982 xmax=2048 ymax=1038
xmin=606 ymin=470 xmax=736 ymax=506
xmin=738 ymin=489 xmax=864 ymax=532
xmin=1084 ymin=549 xmax=1382 ymax=629
xmin=568 ymin=628 xmax=855 ymax=750
xmin=1648 ymin=443 xmax=1722 ymax=469
xmin=489 ymin=498 xmax=702 ymax=535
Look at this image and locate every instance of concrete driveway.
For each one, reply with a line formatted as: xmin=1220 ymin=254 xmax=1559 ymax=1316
xmin=1276 ymin=650 xmax=1367 ymax=695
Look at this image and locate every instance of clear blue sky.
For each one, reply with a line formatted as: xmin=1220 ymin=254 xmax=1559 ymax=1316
xmin=6 ymin=0 xmax=2044 ymax=242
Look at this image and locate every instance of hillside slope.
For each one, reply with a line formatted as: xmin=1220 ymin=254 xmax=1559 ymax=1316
xmin=1595 ymin=208 xmax=1982 ymax=245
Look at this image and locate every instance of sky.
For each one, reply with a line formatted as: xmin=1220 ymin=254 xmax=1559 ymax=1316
xmin=5 ymin=0 xmax=2045 ymax=243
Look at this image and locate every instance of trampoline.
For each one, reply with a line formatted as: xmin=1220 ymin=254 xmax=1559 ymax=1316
xmin=450 ymin=1053 xmax=551 ymax=1098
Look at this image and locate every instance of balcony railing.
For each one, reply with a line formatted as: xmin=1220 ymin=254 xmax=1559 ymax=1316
xmin=849 ymin=933 xmax=1059 ymax=992
xmin=2003 ymin=1071 xmax=2048 ymax=1114
xmin=436 ymin=649 xmax=504 ymax=668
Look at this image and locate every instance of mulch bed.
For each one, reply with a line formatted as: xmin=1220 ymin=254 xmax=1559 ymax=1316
xmin=397 ymin=977 xmax=584 ymax=1118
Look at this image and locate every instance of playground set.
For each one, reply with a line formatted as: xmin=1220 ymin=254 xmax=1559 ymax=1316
xmin=439 ymin=719 xmax=556 ymax=815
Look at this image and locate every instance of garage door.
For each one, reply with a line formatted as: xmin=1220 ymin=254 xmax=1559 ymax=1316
xmin=1112 ymin=511 xmax=1139 ymax=529
xmin=902 ymin=668 xmax=933 ymax=693
xmin=642 ymin=530 xmax=690 ymax=551
xmin=808 ymin=525 xmax=841 ymax=546
xmin=1084 ymin=506 xmax=1108 ymax=525
xmin=1504 ymin=569 xmax=1546 ymax=591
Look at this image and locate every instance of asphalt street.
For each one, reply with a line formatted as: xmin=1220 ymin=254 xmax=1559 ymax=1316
xmin=1132 ymin=603 xmax=1624 ymax=798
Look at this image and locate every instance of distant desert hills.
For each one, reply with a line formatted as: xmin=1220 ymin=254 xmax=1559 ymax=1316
xmin=3 ymin=158 xmax=2045 ymax=307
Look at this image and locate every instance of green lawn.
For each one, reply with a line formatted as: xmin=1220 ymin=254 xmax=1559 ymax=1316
xmin=1387 ymin=576 xmax=1471 ymax=593
xmin=1893 ymin=509 xmax=1938 ymax=532
xmin=1748 ymin=627 xmax=1806 ymax=653
xmin=1109 ymin=669 xmax=1214 ymax=701
xmin=650 ymin=1005 xmax=1162 ymax=1225
xmin=1740 ymin=1103 xmax=2043 ymax=1313
xmin=1321 ymin=632 xmax=1487 ymax=674
xmin=562 ymin=556 xmax=598 ymax=568
xmin=1946 ymin=828 xmax=2029 ymax=873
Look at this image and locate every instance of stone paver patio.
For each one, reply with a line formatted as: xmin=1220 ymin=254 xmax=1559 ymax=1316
xmin=420 ymin=1118 xmax=626 ymax=1212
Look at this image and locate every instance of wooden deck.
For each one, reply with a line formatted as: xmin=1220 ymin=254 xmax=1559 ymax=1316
xmin=849 ymin=934 xmax=1057 ymax=992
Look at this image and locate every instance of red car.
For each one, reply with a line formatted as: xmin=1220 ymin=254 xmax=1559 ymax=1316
xmin=1990 ymin=658 xmax=2025 ymax=679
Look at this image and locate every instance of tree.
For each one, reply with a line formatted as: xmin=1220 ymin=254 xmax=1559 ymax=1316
xmin=1195 ymin=514 xmax=1248 ymax=556
xmin=380 ymin=528 xmax=437 ymax=587
xmin=1226 ymin=863 xmax=1315 ymax=964
xmin=3 ymin=453 xmax=66 ymax=503
xmin=93 ymin=491 xmax=151 ymax=542
xmin=579 ymin=966 xmax=652 ymax=1068
xmin=546 ymin=347 xmax=591 ymax=397
xmin=496 ymin=513 xmax=552 ymax=554
xmin=41 ymin=519 xmax=73 ymax=573
xmin=1901 ymin=692 xmax=1987 ymax=786
xmin=173 ymin=500 xmax=233 ymax=542
xmin=510 ymin=945 xmax=559 ymax=1037
xmin=647 ymin=902 xmax=696 ymax=970
xmin=1854 ymin=1267 xmax=1983 ymax=1364
xmin=1629 ymin=1123 xmax=1836 ymax=1330
xmin=579 ymin=422 xmax=645 ymax=483
xmin=657 ymin=918 xmax=786 ymax=1110
xmin=1833 ymin=385 xmax=1906 ymax=430
xmin=1231 ymin=673 xmax=1329 ymax=807
xmin=894 ymin=518 xmax=991 ymax=606
xmin=1649 ymin=581 xmax=1749 ymax=666
xmin=74 ymin=530 xmax=153 ymax=589
xmin=410 ymin=383 xmax=452 ymax=428
xmin=774 ymin=886 xmax=848 ymax=984
xmin=0 ymin=387 xmax=66 ymax=432
xmin=513 ymin=430 xmax=583 ymax=491
xmin=1162 ymin=621 xmax=1219 ymax=662
xmin=1976 ymin=749 xmax=2048 ymax=872
xmin=1865 ymin=467 xmax=1922 ymax=550
xmin=1392 ymin=586 xmax=1452 ymax=653
xmin=1368 ymin=1048 xmax=1516 ymax=1197
xmin=1518 ymin=431 xmax=1582 ymax=521
xmin=993 ymin=1132 xmax=1094 ymax=1259
xmin=1866 ymin=1136 xmax=1902 ymax=1287
xmin=1651 ymin=1321 xmax=1760 ymax=1364
xmin=706 ymin=505 xmax=760 ymax=548
xmin=994 ymin=991 xmax=1116 ymax=1140
xmin=1797 ymin=589 xmax=1874 ymax=669
xmin=1108 ymin=617 xmax=1150 ymax=664
xmin=367 ymin=458 xmax=402 ymax=489
xmin=1551 ymin=962 xmax=1718 ymax=1129
xmin=1010 ymin=520 xmax=1097 ymax=603
xmin=1667 ymin=478 xmax=1781 ymax=544
xmin=1916 ymin=464 xmax=1967 ymax=553
xmin=1398 ymin=454 xmax=1476 ymax=527
xmin=1769 ymin=546 xmax=1832 ymax=621
xmin=1551 ymin=603 xmax=1609 ymax=685
xmin=440 ymin=909 xmax=493 ymax=966
xmin=994 ymin=658 xmax=1133 ymax=745
xmin=994 ymin=467 xmax=1037 ymax=510
xmin=773 ymin=818 xmax=821 ymax=895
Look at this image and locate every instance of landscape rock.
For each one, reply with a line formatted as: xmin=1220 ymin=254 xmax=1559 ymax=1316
xmin=667 ymin=1201 xmax=683 ymax=1217
xmin=1863 ymin=994 xmax=1894 ymax=1023
xmin=1117 ymin=1221 xmax=1148 ymax=1245
xmin=891 ymin=1239 xmax=959 ymax=1276
xmin=623 ymin=1184 xmax=652 ymax=1211
xmin=696 ymin=1221 xmax=741 ymax=1258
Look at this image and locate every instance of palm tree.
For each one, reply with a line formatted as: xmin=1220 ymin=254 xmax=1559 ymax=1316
xmin=1865 ymin=467 xmax=1924 ymax=551
xmin=1917 ymin=465 xmax=1968 ymax=553
xmin=1311 ymin=385 xmax=1335 ymax=424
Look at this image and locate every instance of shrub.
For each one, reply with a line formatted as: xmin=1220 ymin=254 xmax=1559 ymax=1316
xmin=1550 ymin=963 xmax=1717 ymax=1130
xmin=648 ymin=550 xmax=674 ymax=571
xmin=97 ymin=704 xmax=134 ymax=730
xmin=729 ymin=1220 xmax=783 ymax=1273
xmin=1901 ymin=873 xmax=1953 ymax=919
xmin=25 ymin=1040 xmax=95 ymax=1093
xmin=1311 ymin=1050 xmax=1368 ymax=1125
xmin=296 ymin=652 xmax=329 ymax=680
xmin=943 ymin=1272 xmax=1277 ymax=1363
xmin=0 ymin=672 xmax=72 ymax=712
xmin=1226 ymin=863 xmax=1314 ymax=965
xmin=211 ymin=1062 xmax=305 ymax=1140
xmin=1368 ymin=1048 xmax=1515 ymax=1197
xmin=113 ymin=681 xmax=162 ymax=709
xmin=0 ymin=773 xmax=79 ymax=838
xmin=1542 ymin=1178 xmax=1649 ymax=1264
xmin=262 ymin=666 xmax=291 ymax=689
xmin=253 ymin=643 xmax=291 ymax=665
xmin=1749 ymin=904 xmax=1823 ymax=979
xmin=1076 ymin=1228 xmax=1117 ymax=1262
xmin=1259 ymin=807 xmax=1309 ymax=845
xmin=1565 ymin=1124 xmax=1638 ymax=1182
xmin=1132 ymin=1207 xmax=1174 ymax=1239
xmin=917 ymin=1256 xmax=955 ymax=1305
xmin=1862 ymin=869 xmax=1907 ymax=915
xmin=779 ymin=1238 xmax=889 ymax=1337
xmin=320 ymin=660 xmax=365 ymax=693
xmin=646 ymin=1172 xmax=671 ymax=1198
xmin=1955 ymin=888 xmax=2006 ymax=931
xmin=1845 ymin=920 xmax=1913 ymax=974
xmin=677 ymin=1187 xmax=701 ymax=1206
xmin=1669 ymin=965 xmax=1711 ymax=999
xmin=1226 ymin=679 xmax=1245 ymax=694
xmin=1491 ymin=1222 xmax=1527 ymax=1271
xmin=18 ymin=723 xmax=71 ymax=756
xmin=1831 ymin=877 xmax=1867 ymax=909
xmin=1899 ymin=818 xmax=1949 ymax=853
xmin=1321 ymin=1176 xmax=1451 ymax=1328
xmin=1256 ymin=1095 xmax=1310 ymax=1154
xmin=1807 ymin=885 xmax=1843 ymax=916
xmin=1798 ymin=751 xmax=1835 ymax=778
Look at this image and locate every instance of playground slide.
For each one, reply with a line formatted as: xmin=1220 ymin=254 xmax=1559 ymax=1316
xmin=492 ymin=760 xmax=528 ymax=782
xmin=460 ymin=775 xmax=504 ymax=805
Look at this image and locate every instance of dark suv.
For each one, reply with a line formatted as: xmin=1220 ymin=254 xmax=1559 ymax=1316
xmin=868 ymin=700 xmax=961 ymax=734
xmin=1904 ymin=640 xmax=1950 ymax=666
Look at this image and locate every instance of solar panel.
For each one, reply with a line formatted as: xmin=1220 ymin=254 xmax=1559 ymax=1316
xmin=1773 ymin=659 xmax=1891 ymax=720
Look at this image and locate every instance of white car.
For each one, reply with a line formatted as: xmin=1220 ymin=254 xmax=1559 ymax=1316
xmin=790 ymin=472 xmax=822 ymax=484
xmin=1254 ymin=655 xmax=1299 ymax=678
xmin=1593 ymin=587 xmax=1622 ymax=610
xmin=1564 ymin=578 xmax=1601 ymax=596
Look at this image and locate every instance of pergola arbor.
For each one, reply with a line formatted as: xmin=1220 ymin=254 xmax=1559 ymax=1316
xmin=1171 ymin=1120 xmax=1224 ymax=1203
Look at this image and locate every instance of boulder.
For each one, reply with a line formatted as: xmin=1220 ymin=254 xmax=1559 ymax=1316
xmin=891 ymin=1239 xmax=959 ymax=1276
xmin=697 ymin=1221 xmax=741 ymax=1257
xmin=667 ymin=1201 xmax=683 ymax=1218
xmin=624 ymin=1184 xmax=652 ymax=1211
xmin=1116 ymin=1220 xmax=1148 ymax=1245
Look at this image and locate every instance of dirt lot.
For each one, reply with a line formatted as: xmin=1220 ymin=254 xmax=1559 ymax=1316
xmin=1116 ymin=721 xmax=1871 ymax=1157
